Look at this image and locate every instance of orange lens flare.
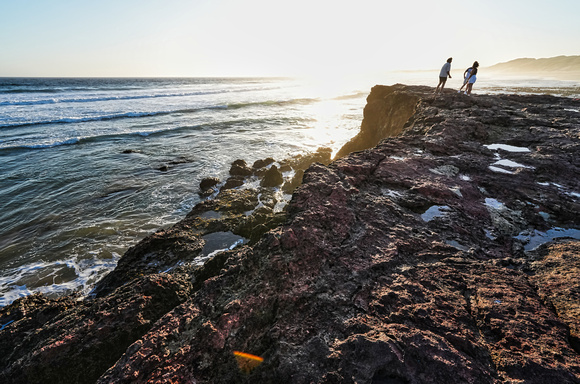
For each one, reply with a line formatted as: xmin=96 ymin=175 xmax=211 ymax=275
xmin=233 ymin=351 xmax=264 ymax=373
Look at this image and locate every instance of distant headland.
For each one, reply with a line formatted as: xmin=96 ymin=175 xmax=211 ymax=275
xmin=486 ymin=55 xmax=580 ymax=80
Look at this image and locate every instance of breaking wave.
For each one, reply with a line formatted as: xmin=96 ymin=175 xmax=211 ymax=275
xmin=0 ymin=98 xmax=320 ymax=129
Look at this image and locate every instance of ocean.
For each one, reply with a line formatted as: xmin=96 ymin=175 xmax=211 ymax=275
xmin=1 ymin=74 xmax=579 ymax=306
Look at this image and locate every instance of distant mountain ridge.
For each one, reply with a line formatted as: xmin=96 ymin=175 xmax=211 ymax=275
xmin=487 ymin=55 xmax=580 ymax=77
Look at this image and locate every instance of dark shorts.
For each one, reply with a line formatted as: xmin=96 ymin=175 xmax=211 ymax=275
xmin=439 ymin=76 xmax=447 ymax=83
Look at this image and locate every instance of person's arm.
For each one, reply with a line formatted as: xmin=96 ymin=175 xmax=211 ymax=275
xmin=468 ymin=67 xmax=478 ymax=79
xmin=447 ymin=64 xmax=452 ymax=78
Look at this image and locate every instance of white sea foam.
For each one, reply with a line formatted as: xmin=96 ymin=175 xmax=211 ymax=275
xmin=0 ymin=110 xmax=175 ymax=129
xmin=15 ymin=137 xmax=80 ymax=149
xmin=0 ymin=86 xmax=278 ymax=107
xmin=0 ymin=254 xmax=120 ymax=307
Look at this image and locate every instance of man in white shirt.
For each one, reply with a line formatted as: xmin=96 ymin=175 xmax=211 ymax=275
xmin=435 ymin=57 xmax=452 ymax=93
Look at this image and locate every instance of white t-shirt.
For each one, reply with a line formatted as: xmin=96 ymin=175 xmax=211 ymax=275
xmin=439 ymin=62 xmax=451 ymax=77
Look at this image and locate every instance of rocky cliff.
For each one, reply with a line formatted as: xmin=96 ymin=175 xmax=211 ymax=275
xmin=1 ymin=85 xmax=579 ymax=384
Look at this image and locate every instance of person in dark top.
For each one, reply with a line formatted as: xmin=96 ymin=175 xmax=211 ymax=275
xmin=465 ymin=61 xmax=479 ymax=95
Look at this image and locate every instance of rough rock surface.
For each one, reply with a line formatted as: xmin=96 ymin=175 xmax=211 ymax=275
xmin=0 ymin=274 xmax=192 ymax=384
xmin=2 ymin=84 xmax=579 ymax=383
xmin=335 ymin=86 xmax=420 ymax=158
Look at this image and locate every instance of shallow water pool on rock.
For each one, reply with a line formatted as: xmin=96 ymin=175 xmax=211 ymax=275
xmin=421 ymin=205 xmax=451 ymax=222
xmin=485 ymin=143 xmax=531 ymax=152
xmin=196 ymin=231 xmax=247 ymax=265
xmin=515 ymin=227 xmax=580 ymax=251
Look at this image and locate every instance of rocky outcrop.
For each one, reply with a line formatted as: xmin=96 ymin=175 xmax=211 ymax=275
xmin=1 ymin=85 xmax=579 ymax=383
xmin=529 ymin=239 xmax=580 ymax=352
xmin=335 ymin=84 xmax=421 ymax=158
xmin=0 ymin=274 xmax=191 ymax=384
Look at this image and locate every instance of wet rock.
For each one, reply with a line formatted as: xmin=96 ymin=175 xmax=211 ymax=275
xmin=252 ymin=157 xmax=275 ymax=169
xmin=281 ymin=147 xmax=333 ymax=171
xmin=92 ymin=227 xmax=203 ymax=297
xmin=222 ymin=175 xmax=245 ymax=190
xmin=229 ymin=159 xmax=253 ymax=176
xmin=198 ymin=187 xmax=217 ymax=198
xmin=199 ymin=177 xmax=220 ymax=196
xmin=0 ymin=274 xmax=192 ymax=384
xmin=282 ymin=169 xmax=304 ymax=194
xmin=261 ymin=165 xmax=284 ymax=187
xmin=157 ymin=164 xmax=169 ymax=172
xmin=200 ymin=177 xmax=219 ymax=189
xmin=235 ymin=207 xmax=287 ymax=244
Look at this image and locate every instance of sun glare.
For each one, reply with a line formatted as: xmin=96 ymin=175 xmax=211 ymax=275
xmin=302 ymin=97 xmax=361 ymax=156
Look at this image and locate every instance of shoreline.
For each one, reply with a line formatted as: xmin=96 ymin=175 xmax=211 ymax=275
xmin=1 ymin=76 xmax=580 ymax=308
xmin=0 ymin=77 xmax=368 ymax=306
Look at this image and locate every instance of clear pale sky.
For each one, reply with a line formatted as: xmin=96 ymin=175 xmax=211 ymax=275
xmin=1 ymin=0 xmax=579 ymax=77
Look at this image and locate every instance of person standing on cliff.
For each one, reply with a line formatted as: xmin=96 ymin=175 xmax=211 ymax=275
xmin=435 ymin=57 xmax=452 ymax=93
xmin=458 ymin=65 xmax=473 ymax=93
xmin=464 ymin=61 xmax=479 ymax=95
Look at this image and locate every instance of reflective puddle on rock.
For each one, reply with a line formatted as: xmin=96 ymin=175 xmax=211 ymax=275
xmin=515 ymin=227 xmax=580 ymax=251
xmin=195 ymin=231 xmax=247 ymax=265
xmin=421 ymin=205 xmax=451 ymax=222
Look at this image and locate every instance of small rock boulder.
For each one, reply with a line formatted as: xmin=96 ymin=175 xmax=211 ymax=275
xmin=222 ymin=176 xmax=245 ymax=190
xmin=252 ymin=157 xmax=275 ymax=169
xmin=261 ymin=165 xmax=284 ymax=187
xmin=199 ymin=177 xmax=220 ymax=191
xmin=229 ymin=159 xmax=253 ymax=176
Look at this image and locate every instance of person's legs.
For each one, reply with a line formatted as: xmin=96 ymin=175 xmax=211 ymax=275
xmin=466 ymin=83 xmax=473 ymax=95
xmin=435 ymin=77 xmax=446 ymax=93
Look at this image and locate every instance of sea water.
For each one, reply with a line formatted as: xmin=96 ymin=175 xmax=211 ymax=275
xmin=1 ymin=74 xmax=579 ymax=306
xmin=0 ymin=77 xmax=371 ymax=305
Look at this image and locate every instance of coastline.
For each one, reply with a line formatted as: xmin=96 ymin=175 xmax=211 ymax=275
xmin=0 ymin=77 xmax=367 ymax=306
xmin=1 ymin=84 xmax=580 ymax=383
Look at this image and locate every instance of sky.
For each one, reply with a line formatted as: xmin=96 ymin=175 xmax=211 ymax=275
xmin=0 ymin=0 xmax=579 ymax=77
